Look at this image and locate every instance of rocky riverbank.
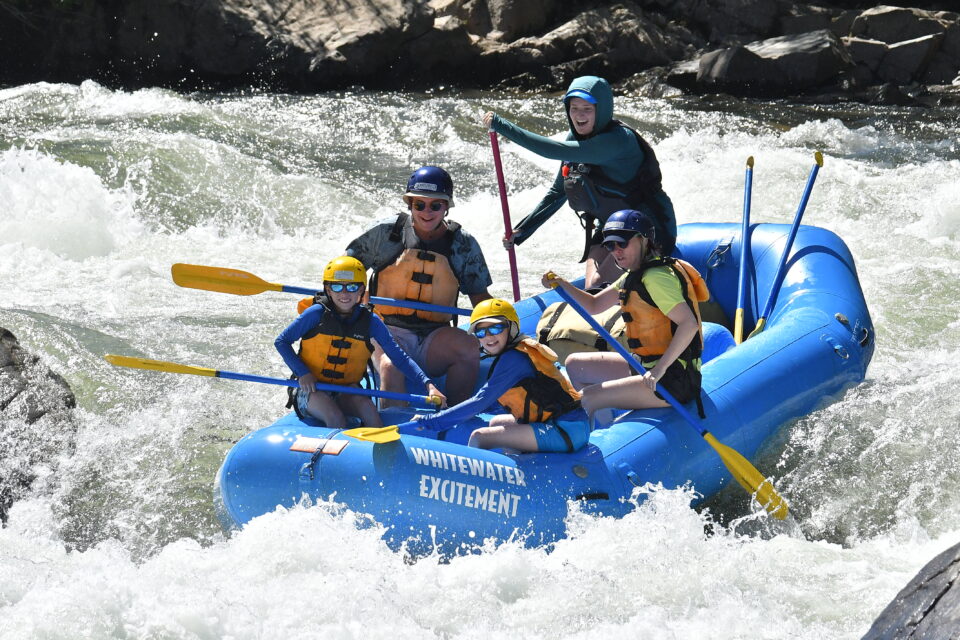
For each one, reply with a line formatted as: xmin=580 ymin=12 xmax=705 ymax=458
xmin=1 ymin=1 xmax=958 ymax=105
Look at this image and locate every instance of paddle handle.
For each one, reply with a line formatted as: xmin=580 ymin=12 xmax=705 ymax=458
xmin=551 ymin=286 xmax=707 ymax=437
xmin=734 ymin=157 xmax=754 ymax=344
xmin=756 ymin=152 xmax=823 ymax=325
xmin=489 ymin=130 xmax=522 ymax=302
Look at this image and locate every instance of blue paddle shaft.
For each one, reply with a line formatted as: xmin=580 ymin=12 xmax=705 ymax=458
xmin=757 ymin=161 xmax=821 ymax=322
xmin=213 ymin=369 xmax=438 ymax=408
xmin=552 ymin=286 xmax=708 ymax=437
xmin=277 ymin=284 xmax=471 ymax=316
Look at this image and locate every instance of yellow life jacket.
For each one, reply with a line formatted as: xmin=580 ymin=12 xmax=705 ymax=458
xmin=493 ymin=338 xmax=582 ymax=424
xmin=619 ymin=257 xmax=710 ymax=364
xmin=370 ymin=213 xmax=461 ymax=325
xmin=296 ymin=297 xmax=374 ymax=385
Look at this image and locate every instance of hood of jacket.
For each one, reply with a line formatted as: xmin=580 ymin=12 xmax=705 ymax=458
xmin=564 ymin=75 xmax=613 ymax=139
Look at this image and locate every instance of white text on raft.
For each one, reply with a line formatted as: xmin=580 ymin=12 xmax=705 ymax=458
xmin=411 ymin=447 xmax=525 ymax=518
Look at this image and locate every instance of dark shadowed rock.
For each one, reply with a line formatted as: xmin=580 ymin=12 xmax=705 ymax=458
xmin=861 ymin=540 xmax=960 ymax=640
xmin=697 ymin=29 xmax=854 ymax=97
xmin=0 ymin=327 xmax=77 ymax=522
xmin=879 ymin=33 xmax=943 ymax=83
xmin=851 ymin=5 xmax=947 ymax=44
xmin=477 ymin=2 xmax=697 ymax=90
xmin=486 ymin=0 xmax=558 ymax=42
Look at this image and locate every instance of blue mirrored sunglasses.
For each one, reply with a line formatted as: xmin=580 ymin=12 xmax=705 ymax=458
xmin=412 ymin=200 xmax=446 ymax=212
xmin=473 ymin=323 xmax=507 ymax=339
xmin=326 ymin=282 xmax=362 ymax=293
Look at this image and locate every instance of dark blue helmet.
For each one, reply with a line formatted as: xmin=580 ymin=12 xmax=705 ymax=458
xmin=403 ymin=166 xmax=454 ymax=207
xmin=602 ymin=209 xmax=656 ymax=244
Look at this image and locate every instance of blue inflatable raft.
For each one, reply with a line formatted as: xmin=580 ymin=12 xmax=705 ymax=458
xmin=214 ymin=222 xmax=874 ymax=556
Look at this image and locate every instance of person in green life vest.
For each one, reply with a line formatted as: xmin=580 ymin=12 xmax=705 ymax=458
xmin=542 ymin=209 xmax=708 ymax=422
xmin=275 ymin=256 xmax=446 ymax=429
xmin=483 ymin=75 xmax=677 ymax=290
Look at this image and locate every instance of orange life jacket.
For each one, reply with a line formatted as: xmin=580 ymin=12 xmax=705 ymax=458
xmin=619 ymin=257 xmax=710 ymax=365
xmin=296 ymin=296 xmax=374 ymax=385
xmin=492 ymin=338 xmax=582 ymax=424
xmin=370 ymin=213 xmax=461 ymax=325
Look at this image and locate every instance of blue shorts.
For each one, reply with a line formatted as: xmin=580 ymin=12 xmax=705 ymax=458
xmin=532 ymin=412 xmax=590 ymax=453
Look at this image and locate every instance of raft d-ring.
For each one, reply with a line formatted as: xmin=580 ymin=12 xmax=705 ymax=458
xmin=706 ymin=239 xmax=733 ymax=269
xmin=858 ymin=327 xmax=871 ymax=347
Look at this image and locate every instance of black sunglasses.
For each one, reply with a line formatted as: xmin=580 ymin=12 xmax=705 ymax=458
xmin=412 ymin=200 xmax=446 ymax=212
xmin=602 ymin=235 xmax=637 ymax=251
xmin=473 ymin=323 xmax=507 ymax=339
xmin=326 ymin=282 xmax=362 ymax=293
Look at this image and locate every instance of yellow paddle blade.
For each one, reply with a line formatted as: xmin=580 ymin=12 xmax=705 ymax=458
xmin=814 ymin=150 xmax=824 ymax=167
xmin=703 ymin=433 xmax=789 ymax=520
xmin=746 ymin=316 xmax=767 ymax=340
xmin=104 ymin=354 xmax=217 ymax=377
xmin=343 ymin=425 xmax=401 ymax=444
xmin=733 ymin=308 xmax=745 ymax=345
xmin=171 ymin=263 xmax=282 ymax=296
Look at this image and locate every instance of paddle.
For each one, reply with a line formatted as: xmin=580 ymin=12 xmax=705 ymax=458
xmin=547 ymin=283 xmax=789 ymax=519
xmin=747 ymin=151 xmax=824 ymax=339
xmin=341 ymin=420 xmax=418 ymax=443
xmin=170 ymin=263 xmax=474 ymax=316
xmin=104 ymin=354 xmax=443 ymax=408
xmin=489 ymin=129 xmax=522 ymax=302
xmin=734 ymin=156 xmax=754 ymax=344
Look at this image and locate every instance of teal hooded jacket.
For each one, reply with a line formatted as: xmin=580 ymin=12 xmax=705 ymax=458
xmin=489 ymin=76 xmax=676 ymax=248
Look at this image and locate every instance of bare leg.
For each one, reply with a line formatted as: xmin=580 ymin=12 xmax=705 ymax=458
xmin=468 ymin=414 xmax=538 ymax=452
xmin=304 ymin=391 xmax=348 ymax=429
xmin=422 ymin=326 xmax=480 ymax=405
xmin=371 ymin=343 xmax=406 ymax=409
xmin=565 ymin=351 xmax=632 ymax=390
xmin=337 ymin=393 xmax=383 ymax=427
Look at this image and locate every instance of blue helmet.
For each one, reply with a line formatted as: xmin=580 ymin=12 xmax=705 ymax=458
xmin=602 ymin=209 xmax=656 ymax=244
xmin=403 ymin=166 xmax=454 ymax=207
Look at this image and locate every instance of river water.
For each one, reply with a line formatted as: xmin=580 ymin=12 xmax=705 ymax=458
xmin=2 ymin=80 xmax=959 ymax=639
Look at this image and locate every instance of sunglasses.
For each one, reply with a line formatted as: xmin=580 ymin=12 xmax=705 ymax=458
xmin=602 ymin=235 xmax=637 ymax=251
xmin=473 ymin=323 xmax=507 ymax=339
xmin=412 ymin=200 xmax=446 ymax=212
xmin=326 ymin=282 xmax=362 ymax=293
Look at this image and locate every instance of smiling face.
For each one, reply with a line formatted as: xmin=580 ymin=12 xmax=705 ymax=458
xmin=567 ymin=97 xmax=597 ymax=136
xmin=472 ymin=320 xmax=510 ymax=355
xmin=605 ymin=234 xmax=648 ymax=271
xmin=408 ymin=196 xmax=449 ymax=236
xmin=324 ymin=282 xmax=364 ymax=314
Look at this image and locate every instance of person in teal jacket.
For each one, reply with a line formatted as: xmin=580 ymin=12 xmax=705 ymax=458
xmin=483 ymin=75 xmax=677 ymax=289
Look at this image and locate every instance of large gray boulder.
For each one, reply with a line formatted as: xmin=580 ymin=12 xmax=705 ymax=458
xmin=0 ymin=328 xmax=77 ymax=522
xmin=862 ymin=540 xmax=960 ymax=639
xmin=696 ymin=29 xmax=854 ymax=96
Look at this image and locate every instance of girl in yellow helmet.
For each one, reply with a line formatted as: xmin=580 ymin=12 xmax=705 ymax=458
xmin=415 ymin=298 xmax=589 ymax=453
xmin=275 ymin=256 xmax=446 ymax=429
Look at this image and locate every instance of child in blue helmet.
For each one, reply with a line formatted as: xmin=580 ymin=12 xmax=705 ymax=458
xmin=543 ymin=209 xmax=707 ymax=421
xmin=483 ymin=75 xmax=677 ymax=289
xmin=345 ymin=166 xmax=493 ymax=408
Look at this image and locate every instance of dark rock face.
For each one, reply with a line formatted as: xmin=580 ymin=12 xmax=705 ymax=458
xmin=1 ymin=0 xmax=958 ymax=102
xmin=861 ymin=540 xmax=960 ymax=640
xmin=0 ymin=327 xmax=77 ymax=522
xmin=697 ymin=29 xmax=855 ymax=97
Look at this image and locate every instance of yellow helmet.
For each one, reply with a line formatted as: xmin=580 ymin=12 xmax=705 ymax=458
xmin=323 ymin=256 xmax=366 ymax=285
xmin=469 ymin=298 xmax=519 ymax=335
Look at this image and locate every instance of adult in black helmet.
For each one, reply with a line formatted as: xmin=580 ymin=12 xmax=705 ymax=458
xmin=542 ymin=209 xmax=708 ymax=423
xmin=483 ymin=75 xmax=677 ymax=289
xmin=346 ymin=165 xmax=493 ymax=406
